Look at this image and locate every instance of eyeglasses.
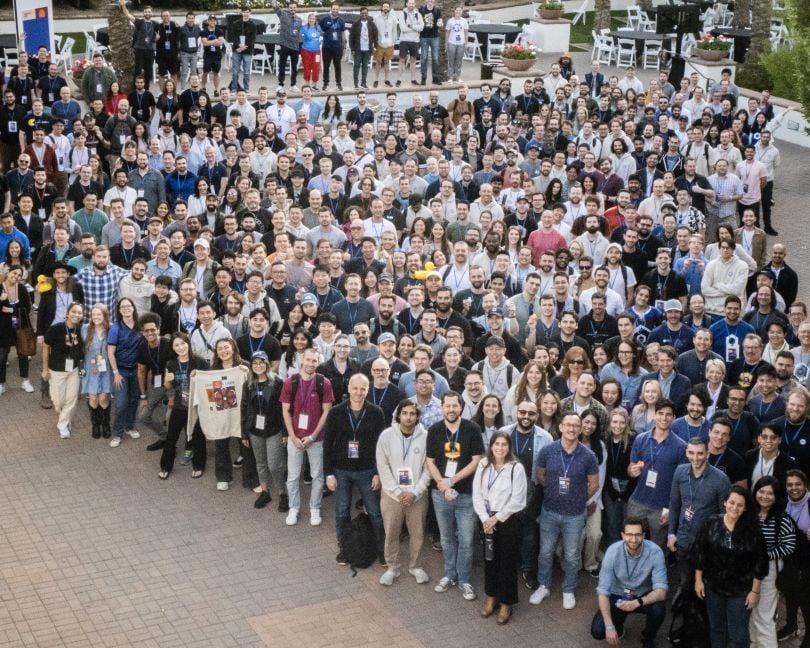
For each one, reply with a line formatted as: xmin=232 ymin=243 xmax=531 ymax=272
xmin=569 ymin=359 xmax=585 ymax=365
xmin=416 ymin=379 xmax=435 ymax=385
xmin=618 ymin=350 xmax=633 ymax=354
xmin=372 ymin=368 xmax=389 ymax=373
xmin=579 ymin=265 xmax=592 ymax=270
xmin=517 ymin=410 xmax=538 ymax=416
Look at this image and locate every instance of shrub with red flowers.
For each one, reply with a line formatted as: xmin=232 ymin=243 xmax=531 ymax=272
xmin=501 ymin=43 xmax=538 ymax=60
xmin=697 ymin=34 xmax=732 ymax=50
xmin=71 ymin=58 xmax=93 ymax=80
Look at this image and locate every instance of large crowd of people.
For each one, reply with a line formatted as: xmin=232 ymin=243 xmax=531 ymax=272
xmin=0 ymin=2 xmax=809 ymax=645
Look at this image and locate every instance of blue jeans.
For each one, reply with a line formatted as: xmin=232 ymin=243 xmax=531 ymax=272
xmin=603 ymin=490 xmax=628 ymax=548
xmin=431 ymin=490 xmax=476 ymax=584
xmin=538 ymin=508 xmax=586 ymax=593
xmin=334 ymin=467 xmax=384 ymax=554
xmin=705 ymin=588 xmax=751 ymax=648
xmin=112 ymin=370 xmax=139 ymax=438
xmin=352 ymin=50 xmax=371 ymax=86
xmin=230 ymin=51 xmax=253 ymax=91
xmin=420 ymin=37 xmax=440 ymax=83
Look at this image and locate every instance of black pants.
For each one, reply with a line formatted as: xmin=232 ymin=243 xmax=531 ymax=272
xmin=321 ymin=48 xmax=342 ymax=85
xmin=240 ymin=442 xmax=259 ymax=489
xmin=161 ymin=408 xmax=206 ymax=473
xmin=783 ymin=567 xmax=810 ymax=633
xmin=214 ymin=438 xmax=233 ymax=482
xmin=591 ymin=595 xmax=667 ymax=641
xmin=0 ymin=345 xmax=29 ymax=382
xmin=483 ymin=515 xmax=522 ymax=605
xmin=761 ymin=180 xmax=775 ymax=228
xmin=278 ymin=46 xmax=299 ymax=86
xmin=134 ymin=48 xmax=155 ymax=86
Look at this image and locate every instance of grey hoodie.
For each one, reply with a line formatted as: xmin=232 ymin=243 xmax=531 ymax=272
xmin=376 ymin=421 xmax=430 ymax=500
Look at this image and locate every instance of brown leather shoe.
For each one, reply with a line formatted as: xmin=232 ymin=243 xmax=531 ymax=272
xmin=480 ymin=596 xmax=496 ymax=618
xmin=496 ymin=604 xmax=511 ymax=625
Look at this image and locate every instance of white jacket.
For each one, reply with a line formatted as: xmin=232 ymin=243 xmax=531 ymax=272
xmin=701 ymin=255 xmax=749 ymax=314
xmin=376 ymin=421 xmax=431 ymax=500
xmin=397 ymin=9 xmax=424 ymax=42
xmin=373 ymin=11 xmax=399 ymax=47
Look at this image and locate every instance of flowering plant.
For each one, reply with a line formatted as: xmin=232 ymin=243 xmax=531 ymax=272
xmin=71 ymin=58 xmax=93 ymax=80
xmin=697 ymin=34 xmax=732 ymax=50
xmin=539 ymin=1 xmax=564 ymax=8
xmin=501 ymin=43 xmax=538 ymax=60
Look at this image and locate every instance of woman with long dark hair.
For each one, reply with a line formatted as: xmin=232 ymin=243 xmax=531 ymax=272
xmin=472 ymin=430 xmax=527 ymax=625
xmin=603 ymin=409 xmax=636 ymax=546
xmin=693 ymin=485 xmax=769 ymax=648
xmin=750 ymin=476 xmax=798 ymax=647
xmin=780 ymin=469 xmax=810 ymax=645
xmin=0 ymin=264 xmax=34 ymax=395
xmin=473 ymin=394 xmax=504 ymax=448
xmin=579 ymin=408 xmax=607 ymax=577
xmin=41 ymin=301 xmax=84 ymax=438
xmin=82 ymin=303 xmax=113 ymax=439
xmin=108 ymin=298 xmax=143 ymax=448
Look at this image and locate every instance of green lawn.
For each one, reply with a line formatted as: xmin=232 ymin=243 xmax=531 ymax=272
xmin=568 ymin=10 xmax=628 ymax=49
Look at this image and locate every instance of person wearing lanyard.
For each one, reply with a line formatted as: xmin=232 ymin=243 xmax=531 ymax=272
xmin=366 ymin=358 xmax=403 ymax=426
xmin=668 ymin=437 xmax=731 ymax=594
xmin=500 ymin=401 xmax=553 ymax=592
xmin=627 ymin=399 xmax=688 ymax=548
xmin=241 ymin=351 xmax=285 ymax=510
xmin=591 ymin=517 xmax=669 ymax=648
xmin=770 ymin=390 xmax=810 ymax=478
xmin=531 ymin=413 xmax=599 ymax=610
xmin=42 ymin=302 xmax=84 ymax=439
xmin=136 ymin=313 xmax=173 ymax=451
xmin=711 ymin=385 xmax=761 ymax=457
xmin=323 ymin=374 xmax=387 ymax=563
xmin=107 ymin=298 xmax=145 ymax=448
xmin=745 ymin=423 xmax=799 ymax=487
xmin=329 ymin=273 xmax=375 ymax=335
xmin=236 ymin=308 xmax=282 ymax=375
xmin=472 ymin=431 xmax=527 ymax=625
xmin=376 ymin=399 xmax=432 ymax=586
xmin=746 ymin=366 xmax=786 ymax=424
xmin=280 ymin=347 xmax=335 ymax=526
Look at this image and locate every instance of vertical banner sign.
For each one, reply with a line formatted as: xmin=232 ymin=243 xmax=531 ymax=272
xmin=14 ymin=0 xmax=55 ymax=56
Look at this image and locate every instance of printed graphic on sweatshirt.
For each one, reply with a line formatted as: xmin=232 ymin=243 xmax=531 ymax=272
xmin=205 ymin=378 xmax=239 ymax=412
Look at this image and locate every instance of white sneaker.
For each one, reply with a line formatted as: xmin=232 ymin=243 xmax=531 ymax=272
xmin=459 ymin=583 xmax=476 ymax=601
xmin=21 ymin=380 xmax=34 ymax=393
xmin=253 ymin=485 xmax=263 ymax=493
xmin=109 ymin=437 xmax=121 ymax=448
xmin=290 ymin=85 xmax=300 ymax=93
xmin=529 ymin=585 xmax=550 ymax=605
xmin=563 ymin=592 xmax=577 ymax=609
xmin=409 ymin=568 xmax=429 ymax=584
xmin=59 ymin=427 xmax=70 ymax=439
xmin=286 ymin=508 xmax=299 ymax=526
xmin=434 ymin=576 xmax=456 ymax=593
xmin=216 ymin=481 xmax=229 ymax=491
xmin=310 ymin=509 xmax=322 ymax=526
xmin=125 ymin=429 xmax=140 ymax=439
xmin=0 ymin=384 xmax=6 ymax=395
xmin=379 ymin=569 xmax=400 ymax=586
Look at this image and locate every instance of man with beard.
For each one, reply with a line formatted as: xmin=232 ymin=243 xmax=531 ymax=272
xmin=75 ymin=246 xmax=129 ymax=322
xmin=67 ymin=233 xmax=95 ymax=272
xmin=167 ymin=229 xmax=194 ymax=268
xmin=576 ymin=214 xmax=610 ymax=267
xmin=634 ymin=215 xmax=665 ymax=269
xmin=128 ymin=151 xmax=166 ymax=212
xmin=434 ymin=286 xmax=473 ymax=353
xmin=109 ymin=222 xmax=151 ymax=271
xmin=579 ymin=267 xmax=625 ymax=318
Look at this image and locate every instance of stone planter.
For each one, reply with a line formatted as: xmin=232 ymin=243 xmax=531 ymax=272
xmin=538 ymin=8 xmax=563 ymax=19
xmin=694 ymin=47 xmax=730 ymax=62
xmin=502 ymin=57 xmax=535 ymax=72
xmin=68 ymin=76 xmax=84 ymax=101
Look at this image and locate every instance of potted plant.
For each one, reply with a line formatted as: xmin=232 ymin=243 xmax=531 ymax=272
xmin=537 ymin=1 xmax=564 ymax=20
xmin=500 ymin=42 xmax=538 ymax=72
xmin=694 ymin=34 xmax=732 ymax=61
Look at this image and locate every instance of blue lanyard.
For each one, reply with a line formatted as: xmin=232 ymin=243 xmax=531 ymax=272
xmin=623 ymin=545 xmax=642 ymax=582
xmin=710 ymin=451 xmax=725 ymax=468
xmin=487 ymin=464 xmax=505 ymax=490
xmin=784 ymin=421 xmax=806 ymax=446
xmin=688 ymin=470 xmax=705 ymax=503
xmin=316 ymin=290 xmax=330 ymax=310
xmin=560 ymin=447 xmax=577 ymax=477
xmin=401 ymin=433 xmax=413 ymax=460
xmin=248 ymin=334 xmax=266 ymax=356
xmin=346 ymin=302 xmax=359 ymax=328
xmin=759 ymin=399 xmax=775 ymax=420
xmin=147 ymin=343 xmax=161 ymax=373
xmin=513 ymin=429 xmax=532 ymax=457
xmin=647 ymin=436 xmax=666 ymax=471
xmin=348 ymin=407 xmax=366 ymax=436
xmin=371 ymin=384 xmax=389 ymax=407
xmin=64 ymin=324 xmax=77 ymax=348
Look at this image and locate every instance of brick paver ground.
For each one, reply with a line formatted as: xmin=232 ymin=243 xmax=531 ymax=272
xmin=1 ymin=52 xmax=809 ymax=647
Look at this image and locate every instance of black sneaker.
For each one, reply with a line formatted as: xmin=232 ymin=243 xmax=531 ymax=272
xmin=765 ymin=227 xmax=780 ymax=236
xmin=777 ymin=624 xmax=798 ymax=641
xmin=373 ymin=81 xmax=379 ymax=88
xmin=232 ymin=455 xmax=243 ymax=468
xmin=522 ymin=571 xmax=539 ymax=590
xmin=278 ymin=493 xmax=290 ymax=513
xmin=336 ymin=553 xmax=349 ymax=566
xmin=146 ymin=440 xmax=165 ymax=451
xmin=384 ymin=80 xmax=393 ymax=87
xmin=337 ymin=84 xmax=343 ymax=91
xmin=254 ymin=491 xmax=272 ymax=509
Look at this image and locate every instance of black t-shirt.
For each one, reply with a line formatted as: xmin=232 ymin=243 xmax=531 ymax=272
xmin=712 ymin=409 xmax=760 ymax=457
xmin=426 ymin=419 xmax=485 ymax=494
xmin=136 ymin=337 xmax=174 ymax=380
xmin=236 ymin=333 xmax=282 ymax=363
xmin=708 ymin=447 xmax=747 ymax=484
xmin=44 ymin=323 xmax=83 ymax=371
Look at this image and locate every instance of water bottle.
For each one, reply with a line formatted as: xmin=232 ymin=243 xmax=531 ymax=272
xmin=484 ymin=534 xmax=495 ymax=561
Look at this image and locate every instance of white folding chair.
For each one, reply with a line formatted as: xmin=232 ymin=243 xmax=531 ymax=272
xmin=223 ymin=41 xmax=233 ymax=70
xmin=615 ymin=38 xmax=637 ymax=67
xmin=592 ymin=32 xmax=614 ymax=65
xmin=487 ymin=33 xmax=506 ymax=63
xmin=626 ymin=5 xmax=642 ymax=29
xmin=642 ymin=40 xmax=662 ymax=69
xmin=3 ymin=48 xmax=20 ymax=68
xmin=252 ymin=43 xmax=272 ymax=75
xmin=639 ymin=11 xmax=656 ymax=32
xmin=681 ymin=33 xmax=697 ymax=57
xmin=464 ymin=32 xmax=483 ymax=62
xmin=467 ymin=10 xmax=482 ymax=24
xmin=55 ymin=36 xmax=75 ymax=76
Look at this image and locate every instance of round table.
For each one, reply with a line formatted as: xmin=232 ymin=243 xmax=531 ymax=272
xmin=315 ymin=12 xmax=361 ymax=25
xmin=468 ymin=23 xmax=521 ymax=61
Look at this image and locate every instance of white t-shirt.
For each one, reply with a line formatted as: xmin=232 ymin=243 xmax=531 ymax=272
xmin=445 ymin=17 xmax=468 ymax=45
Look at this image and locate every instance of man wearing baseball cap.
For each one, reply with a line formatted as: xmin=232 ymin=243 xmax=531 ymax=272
xmin=181 ymin=237 xmax=220 ymax=297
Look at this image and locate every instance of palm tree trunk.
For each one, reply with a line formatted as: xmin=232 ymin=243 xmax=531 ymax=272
xmin=638 ymin=0 xmax=652 ymax=11
xmin=733 ymin=0 xmax=752 ymax=28
xmin=594 ymin=0 xmax=612 ymax=32
xmin=107 ymin=1 xmax=136 ymax=95
xmin=746 ymin=0 xmax=772 ymax=61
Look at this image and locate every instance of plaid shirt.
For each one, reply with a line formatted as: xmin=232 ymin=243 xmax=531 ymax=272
xmin=378 ymin=108 xmax=405 ymax=132
xmin=76 ymin=264 xmax=128 ymax=322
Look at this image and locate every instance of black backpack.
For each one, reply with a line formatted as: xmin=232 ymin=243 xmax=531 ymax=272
xmin=340 ymin=512 xmax=377 ymax=577
xmin=668 ymin=587 xmax=710 ymax=648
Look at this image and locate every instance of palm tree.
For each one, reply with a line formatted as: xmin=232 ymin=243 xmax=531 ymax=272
xmin=733 ymin=0 xmax=752 ymax=28
xmin=107 ymin=1 xmax=136 ymax=94
xmin=594 ymin=0 xmax=612 ymax=32
xmin=746 ymin=0 xmax=772 ymax=61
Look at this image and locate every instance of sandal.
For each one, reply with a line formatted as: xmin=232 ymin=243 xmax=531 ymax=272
xmin=158 ymin=471 xmax=169 ymax=480
xmin=191 ymin=470 xmax=203 ymax=478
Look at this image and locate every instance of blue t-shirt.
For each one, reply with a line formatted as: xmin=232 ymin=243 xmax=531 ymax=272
xmin=629 ymin=431 xmax=687 ymax=510
xmin=671 ymin=417 xmax=711 ymax=443
xmin=108 ymin=323 xmax=144 ymax=372
xmin=319 ymin=16 xmax=346 ymax=49
xmin=301 ymin=25 xmax=322 ymax=52
xmin=537 ymin=440 xmax=598 ymax=516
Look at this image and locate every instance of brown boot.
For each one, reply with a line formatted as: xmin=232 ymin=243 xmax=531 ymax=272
xmin=480 ymin=596 xmax=496 ymax=618
xmin=496 ymin=604 xmax=511 ymax=625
